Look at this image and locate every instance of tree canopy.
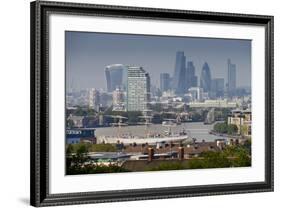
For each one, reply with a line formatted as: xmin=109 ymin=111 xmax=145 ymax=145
xmin=213 ymin=122 xmax=238 ymax=135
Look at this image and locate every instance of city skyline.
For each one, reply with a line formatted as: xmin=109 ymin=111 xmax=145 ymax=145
xmin=66 ymin=31 xmax=251 ymax=91
xmin=65 ymin=31 xmax=252 ymax=175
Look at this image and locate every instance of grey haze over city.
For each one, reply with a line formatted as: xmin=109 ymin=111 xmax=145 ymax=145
xmin=65 ymin=31 xmax=251 ymax=91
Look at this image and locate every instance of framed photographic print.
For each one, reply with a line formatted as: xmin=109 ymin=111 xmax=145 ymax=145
xmin=30 ymin=0 xmax=274 ymax=207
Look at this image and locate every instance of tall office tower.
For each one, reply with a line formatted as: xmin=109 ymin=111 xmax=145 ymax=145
xmin=211 ymin=78 xmax=225 ymax=98
xmin=172 ymin=51 xmax=187 ymax=94
xmin=227 ymin=59 xmax=236 ymax=97
xmin=192 ymin=76 xmax=198 ymax=88
xmin=127 ymin=66 xmax=151 ymax=112
xmin=186 ymin=61 xmax=198 ymax=89
xmin=160 ymin=73 xmax=170 ymax=92
xmin=105 ymin=64 xmax=127 ymax=92
xmin=200 ymin=62 xmax=212 ymax=93
xmin=88 ymin=88 xmax=100 ymax=111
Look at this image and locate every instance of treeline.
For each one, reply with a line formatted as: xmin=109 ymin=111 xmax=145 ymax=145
xmin=146 ymin=144 xmax=251 ymax=171
xmin=66 ymin=143 xmax=129 ymax=174
xmin=66 ymin=141 xmax=251 ymax=174
xmin=188 ymin=108 xmax=231 ymax=122
xmin=66 ymin=143 xmax=117 ymax=154
xmin=67 ymin=106 xmax=97 ymax=117
xmin=213 ymin=122 xmax=238 ymax=135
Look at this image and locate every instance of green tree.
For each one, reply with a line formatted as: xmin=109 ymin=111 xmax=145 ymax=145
xmin=186 ymin=158 xmax=207 ymax=169
xmin=90 ymin=144 xmax=117 ymax=152
xmin=66 ymin=144 xmax=74 ymax=154
xmin=213 ymin=123 xmax=238 ymax=135
xmin=76 ymin=143 xmax=89 ymax=154
xmin=145 ymin=162 xmax=185 ymax=171
xmin=222 ymin=146 xmax=251 ymax=167
xmin=240 ymin=125 xmax=248 ymax=136
xmin=214 ymin=122 xmax=228 ymax=133
xmin=67 ymin=143 xmax=90 ymax=174
xmin=67 ymin=163 xmax=130 ymax=175
xmin=200 ymin=151 xmax=231 ymax=168
xmin=243 ymin=139 xmax=251 ymax=154
xmin=227 ymin=124 xmax=238 ymax=135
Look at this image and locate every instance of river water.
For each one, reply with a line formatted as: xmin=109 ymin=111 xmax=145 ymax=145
xmin=95 ymin=122 xmax=225 ymax=142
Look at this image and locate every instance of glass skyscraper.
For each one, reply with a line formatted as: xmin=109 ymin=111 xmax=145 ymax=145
xmin=160 ymin=73 xmax=170 ymax=92
xmin=127 ymin=66 xmax=150 ymax=112
xmin=211 ymin=78 xmax=225 ymax=98
xmin=186 ymin=61 xmax=198 ymax=89
xmin=200 ymin=62 xmax=212 ymax=93
xmin=227 ymin=59 xmax=236 ymax=96
xmin=105 ymin=64 xmax=127 ymax=92
xmin=172 ymin=51 xmax=186 ymax=94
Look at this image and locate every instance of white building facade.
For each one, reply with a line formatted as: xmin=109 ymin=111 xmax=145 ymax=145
xmin=127 ymin=66 xmax=150 ymax=111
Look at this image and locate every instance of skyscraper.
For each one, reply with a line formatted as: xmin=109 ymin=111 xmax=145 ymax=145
xmin=127 ymin=66 xmax=150 ymax=111
xmin=211 ymin=78 xmax=225 ymax=98
xmin=105 ymin=64 xmax=127 ymax=92
xmin=172 ymin=51 xmax=186 ymax=94
xmin=200 ymin=62 xmax=212 ymax=93
xmin=186 ymin=61 xmax=198 ymax=89
xmin=227 ymin=59 xmax=236 ymax=97
xmin=192 ymin=76 xmax=198 ymax=88
xmin=160 ymin=73 xmax=170 ymax=92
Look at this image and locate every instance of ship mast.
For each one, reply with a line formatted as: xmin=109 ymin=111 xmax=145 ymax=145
xmin=105 ymin=115 xmax=128 ymax=138
xmin=138 ymin=109 xmax=153 ymax=138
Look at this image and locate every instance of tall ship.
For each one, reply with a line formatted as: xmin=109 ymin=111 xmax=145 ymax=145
xmin=98 ymin=114 xmax=189 ymax=145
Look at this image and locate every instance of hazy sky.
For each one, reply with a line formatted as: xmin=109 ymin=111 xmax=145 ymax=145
xmin=65 ymin=31 xmax=251 ymax=91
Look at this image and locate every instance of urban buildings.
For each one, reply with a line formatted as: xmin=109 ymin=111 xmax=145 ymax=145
xmin=200 ymin=62 xmax=212 ymax=93
xmin=186 ymin=61 xmax=198 ymax=89
xmin=188 ymin=87 xmax=203 ymax=101
xmin=88 ymin=88 xmax=100 ymax=111
xmin=105 ymin=64 xmax=127 ymax=92
xmin=99 ymin=92 xmax=113 ymax=108
xmin=66 ymin=89 xmax=89 ymax=107
xmin=172 ymin=51 xmax=187 ymax=94
xmin=112 ymin=88 xmax=126 ymax=111
xmin=189 ymin=99 xmax=238 ymax=108
xmin=172 ymin=52 xmax=198 ymax=95
xmin=66 ymin=128 xmax=96 ymax=144
xmin=67 ymin=114 xmax=84 ymax=128
xmin=127 ymin=66 xmax=151 ymax=111
xmin=227 ymin=109 xmax=251 ymax=136
xmin=211 ymin=78 xmax=225 ymax=98
xmin=160 ymin=73 xmax=171 ymax=92
xmin=227 ymin=59 xmax=237 ymax=97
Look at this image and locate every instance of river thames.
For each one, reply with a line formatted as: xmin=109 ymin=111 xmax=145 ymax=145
xmin=95 ymin=122 xmax=225 ymax=142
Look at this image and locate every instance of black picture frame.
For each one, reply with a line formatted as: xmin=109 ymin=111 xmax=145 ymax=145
xmin=30 ymin=0 xmax=274 ymax=207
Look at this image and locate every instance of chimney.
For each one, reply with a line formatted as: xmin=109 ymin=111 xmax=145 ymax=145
xmin=178 ymin=147 xmax=184 ymax=160
xmin=148 ymin=147 xmax=154 ymax=162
